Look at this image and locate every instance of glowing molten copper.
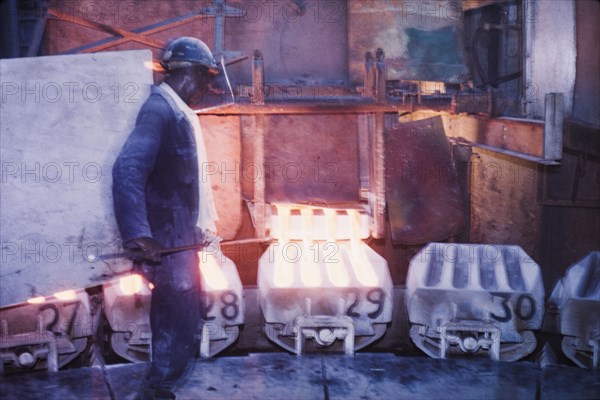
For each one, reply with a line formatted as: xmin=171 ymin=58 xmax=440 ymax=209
xmin=348 ymin=210 xmax=378 ymax=287
xmin=119 ymin=274 xmax=143 ymax=295
xmin=53 ymin=289 xmax=77 ymax=301
xmin=273 ymin=205 xmax=294 ymax=288
xmin=199 ymin=250 xmax=229 ymax=291
xmin=271 ymin=205 xmax=378 ymax=288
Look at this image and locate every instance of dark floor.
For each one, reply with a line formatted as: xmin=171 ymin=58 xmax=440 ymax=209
xmin=0 ymin=353 xmax=598 ymax=400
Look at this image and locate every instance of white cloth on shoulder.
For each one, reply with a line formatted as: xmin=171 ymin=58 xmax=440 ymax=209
xmin=160 ymin=83 xmax=218 ymax=236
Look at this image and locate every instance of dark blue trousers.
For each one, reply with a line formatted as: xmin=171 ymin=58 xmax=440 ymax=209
xmin=141 ymin=249 xmax=201 ymax=389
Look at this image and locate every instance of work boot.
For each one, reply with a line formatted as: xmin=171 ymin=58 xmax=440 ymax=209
xmin=154 ymin=388 xmax=177 ymax=399
xmin=135 ymin=387 xmax=177 ymax=400
xmin=134 ymin=379 xmax=177 ymax=400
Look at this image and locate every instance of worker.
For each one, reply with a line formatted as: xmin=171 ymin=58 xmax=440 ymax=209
xmin=112 ymin=36 xmax=219 ymax=400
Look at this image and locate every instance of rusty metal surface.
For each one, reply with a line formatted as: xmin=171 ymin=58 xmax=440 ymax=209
xmin=443 ymin=115 xmax=545 ymax=158
xmin=384 ymin=116 xmax=466 ymax=245
xmin=539 ymin=153 xmax=600 ymax=208
xmin=573 ymin=0 xmax=600 ymax=127
xmin=348 ymin=1 xmax=468 ymax=85
xmin=46 ymin=0 xmax=214 ymax=63
xmin=469 ymin=149 xmax=541 ymax=262
xmin=263 ymin=115 xmax=360 ymax=205
xmin=539 ymin=120 xmax=600 ymax=208
xmin=225 ymin=0 xmax=348 ymax=85
xmin=199 ymin=115 xmax=242 ymax=240
xmin=196 ymin=101 xmax=449 ymax=115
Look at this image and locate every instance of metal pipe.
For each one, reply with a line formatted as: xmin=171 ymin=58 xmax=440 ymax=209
xmin=252 ymin=50 xmax=265 ymax=105
xmin=94 ymin=237 xmax=272 ymax=261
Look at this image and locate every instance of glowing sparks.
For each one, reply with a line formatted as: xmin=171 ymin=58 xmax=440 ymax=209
xmin=144 ymin=60 xmax=166 ymax=72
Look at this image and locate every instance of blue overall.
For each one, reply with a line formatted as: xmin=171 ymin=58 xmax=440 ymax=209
xmin=113 ymin=85 xmax=204 ymax=389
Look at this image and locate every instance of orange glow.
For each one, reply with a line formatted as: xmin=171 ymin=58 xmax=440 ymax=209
xmin=144 ymin=60 xmax=166 ymax=72
xmin=349 ymin=210 xmax=378 ymax=287
xmin=300 ymin=208 xmax=321 ymax=287
xmin=199 ymin=251 xmax=228 ymax=291
xmin=27 ymin=296 xmax=45 ymax=304
xmin=324 ymin=208 xmax=337 ymax=243
xmin=53 ymin=289 xmax=77 ymax=301
xmin=273 ymin=249 xmax=295 ymax=288
xmin=325 ymin=248 xmax=350 ymax=287
xmin=323 ymin=208 xmax=350 ymax=286
xmin=273 ymin=205 xmax=294 ymax=288
xmin=269 ymin=205 xmax=378 ymax=288
xmin=119 ymin=274 xmax=143 ymax=295
xmin=301 ymin=208 xmax=313 ymax=242
xmin=300 ymin=242 xmax=322 ymax=287
xmin=148 ymin=282 xmax=155 ymax=290
xmin=276 ymin=204 xmax=291 ymax=243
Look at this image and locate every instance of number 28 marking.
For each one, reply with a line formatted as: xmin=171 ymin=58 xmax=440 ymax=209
xmin=202 ymin=291 xmax=240 ymax=322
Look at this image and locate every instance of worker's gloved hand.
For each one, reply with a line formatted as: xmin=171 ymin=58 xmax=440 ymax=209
xmin=124 ymin=237 xmax=163 ymax=263
xmin=197 ymin=229 xmax=221 ymax=254
xmin=202 ymin=230 xmax=221 ymax=246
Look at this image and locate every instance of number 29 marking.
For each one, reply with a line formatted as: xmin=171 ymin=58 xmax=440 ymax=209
xmin=345 ymin=288 xmax=385 ymax=319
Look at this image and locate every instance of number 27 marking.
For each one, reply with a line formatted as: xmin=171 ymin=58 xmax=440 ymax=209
xmin=39 ymin=301 xmax=81 ymax=335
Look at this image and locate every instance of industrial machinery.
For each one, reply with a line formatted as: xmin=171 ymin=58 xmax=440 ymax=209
xmin=101 ymin=246 xmax=244 ymax=362
xmin=549 ymin=251 xmax=600 ymax=369
xmin=197 ymin=247 xmax=244 ymax=358
xmin=406 ymin=243 xmax=544 ymax=361
xmin=0 ymin=289 xmax=94 ymax=373
xmin=0 ymin=246 xmax=244 ymax=373
xmin=1 ymin=0 xmax=595 ymax=380
xmin=101 ymin=274 xmax=152 ymax=363
xmin=258 ymin=204 xmax=393 ymax=355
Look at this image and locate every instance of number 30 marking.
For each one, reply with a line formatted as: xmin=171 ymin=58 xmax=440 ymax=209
xmin=490 ymin=293 xmax=536 ymax=322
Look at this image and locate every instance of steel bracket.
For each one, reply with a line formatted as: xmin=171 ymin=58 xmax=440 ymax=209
xmin=294 ymin=315 xmax=355 ymax=356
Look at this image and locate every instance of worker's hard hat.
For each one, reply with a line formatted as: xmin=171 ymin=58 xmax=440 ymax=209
xmin=161 ymin=37 xmax=218 ymax=74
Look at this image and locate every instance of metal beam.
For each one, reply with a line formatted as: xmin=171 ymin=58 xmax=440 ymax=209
xmin=61 ymin=10 xmax=208 ymax=54
xmin=54 ymin=2 xmax=243 ymax=57
xmin=48 ymin=8 xmax=164 ymax=49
